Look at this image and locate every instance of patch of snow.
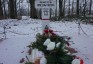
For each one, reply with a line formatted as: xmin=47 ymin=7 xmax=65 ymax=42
xmin=0 ymin=19 xmax=93 ymax=64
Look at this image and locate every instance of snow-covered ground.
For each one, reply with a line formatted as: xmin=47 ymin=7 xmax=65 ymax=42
xmin=0 ymin=18 xmax=93 ymax=64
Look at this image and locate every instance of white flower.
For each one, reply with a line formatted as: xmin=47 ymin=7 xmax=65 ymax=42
xmin=63 ymin=49 xmax=68 ymax=52
xmin=72 ymin=59 xmax=80 ymax=64
xmin=56 ymin=42 xmax=61 ymax=48
xmin=43 ymin=38 xmax=51 ymax=46
xmin=47 ymin=42 xmax=55 ymax=50
xmin=66 ymin=52 xmax=71 ymax=55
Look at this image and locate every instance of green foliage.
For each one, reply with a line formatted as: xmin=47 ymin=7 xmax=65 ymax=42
xmin=60 ymin=55 xmax=73 ymax=64
xmin=25 ymin=62 xmax=33 ymax=64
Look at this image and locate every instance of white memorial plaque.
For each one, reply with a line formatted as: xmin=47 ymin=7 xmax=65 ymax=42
xmin=35 ymin=0 xmax=56 ymax=9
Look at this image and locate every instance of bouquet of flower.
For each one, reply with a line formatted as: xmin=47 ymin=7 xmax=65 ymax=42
xmin=20 ymin=29 xmax=83 ymax=64
xmin=29 ymin=29 xmax=74 ymax=64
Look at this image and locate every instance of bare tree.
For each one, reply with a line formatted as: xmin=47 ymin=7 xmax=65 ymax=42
xmin=14 ymin=0 xmax=17 ymax=18
xmin=68 ymin=0 xmax=70 ymax=16
xmin=55 ymin=0 xmax=57 ymax=19
xmin=2 ymin=0 xmax=7 ymax=19
xmin=77 ymin=0 xmax=79 ymax=17
xmin=26 ymin=0 xmax=30 ymax=17
xmin=71 ymin=0 xmax=74 ymax=15
xmin=0 ymin=0 xmax=4 ymax=19
xmin=63 ymin=0 xmax=66 ymax=16
xmin=9 ymin=0 xmax=16 ymax=19
xmin=17 ymin=0 xmax=21 ymax=19
xmin=89 ymin=0 xmax=92 ymax=15
xmin=59 ymin=0 xmax=63 ymax=19
xmin=83 ymin=0 xmax=87 ymax=16
xmin=29 ymin=0 xmax=37 ymax=19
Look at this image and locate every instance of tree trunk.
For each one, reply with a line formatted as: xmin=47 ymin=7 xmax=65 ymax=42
xmin=83 ymin=0 xmax=86 ymax=17
xmin=68 ymin=0 xmax=70 ymax=16
xmin=28 ymin=2 xmax=30 ymax=17
xmin=63 ymin=0 xmax=65 ymax=17
xmin=9 ymin=0 xmax=16 ymax=19
xmin=72 ymin=0 xmax=74 ymax=15
xmin=0 ymin=0 xmax=4 ymax=19
xmin=29 ymin=0 xmax=37 ymax=19
xmin=14 ymin=0 xmax=17 ymax=18
xmin=89 ymin=0 xmax=92 ymax=15
xmin=55 ymin=0 xmax=57 ymax=20
xmin=8 ymin=1 xmax=10 ymax=18
xmin=77 ymin=0 xmax=79 ymax=17
xmin=79 ymin=5 xmax=82 ymax=16
xmin=17 ymin=0 xmax=22 ymax=19
xmin=3 ymin=0 xmax=7 ymax=19
xmin=59 ymin=0 xmax=63 ymax=19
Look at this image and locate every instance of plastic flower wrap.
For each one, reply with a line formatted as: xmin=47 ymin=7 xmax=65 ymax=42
xmin=40 ymin=56 xmax=47 ymax=64
xmin=31 ymin=49 xmax=44 ymax=63
xmin=47 ymin=42 xmax=55 ymax=50
xmin=43 ymin=38 xmax=51 ymax=46
xmin=31 ymin=49 xmax=38 ymax=63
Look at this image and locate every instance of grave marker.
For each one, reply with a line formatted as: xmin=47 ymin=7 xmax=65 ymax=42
xmin=35 ymin=0 xmax=56 ymax=30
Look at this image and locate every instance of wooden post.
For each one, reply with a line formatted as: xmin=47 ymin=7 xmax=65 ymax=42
xmin=3 ymin=26 xmax=6 ymax=39
xmin=78 ymin=20 xmax=81 ymax=35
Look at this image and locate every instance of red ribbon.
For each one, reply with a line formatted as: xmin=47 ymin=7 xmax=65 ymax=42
xmin=75 ymin=56 xmax=84 ymax=64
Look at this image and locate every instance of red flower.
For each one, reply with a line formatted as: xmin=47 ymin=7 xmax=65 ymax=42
xmin=51 ymin=33 xmax=56 ymax=36
xmin=44 ymin=29 xmax=49 ymax=33
xmin=49 ymin=30 xmax=53 ymax=33
xmin=43 ymin=29 xmax=56 ymax=36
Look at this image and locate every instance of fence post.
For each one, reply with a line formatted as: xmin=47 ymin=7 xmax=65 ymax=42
xmin=3 ymin=25 xmax=6 ymax=39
